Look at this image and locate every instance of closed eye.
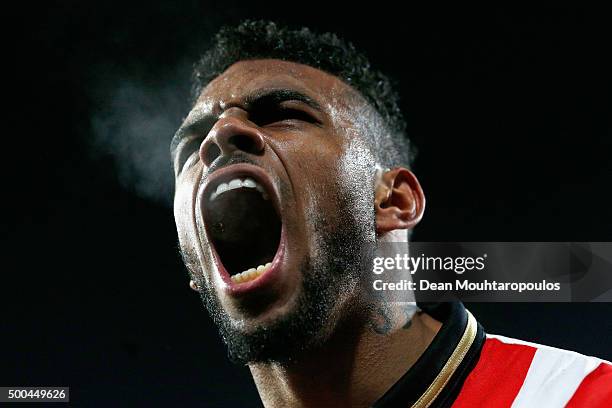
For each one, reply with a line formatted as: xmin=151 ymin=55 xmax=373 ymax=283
xmin=175 ymin=137 xmax=203 ymax=174
xmin=173 ymin=116 xmax=216 ymax=174
xmin=251 ymin=107 xmax=321 ymax=127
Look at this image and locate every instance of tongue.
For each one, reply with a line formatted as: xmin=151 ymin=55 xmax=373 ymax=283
xmin=206 ymin=188 xmax=281 ymax=275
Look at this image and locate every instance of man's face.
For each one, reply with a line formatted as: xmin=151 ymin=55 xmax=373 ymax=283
xmin=172 ymin=59 xmax=378 ymax=362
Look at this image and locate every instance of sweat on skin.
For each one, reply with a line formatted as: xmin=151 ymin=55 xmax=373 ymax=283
xmin=172 ymin=59 xmax=439 ymax=408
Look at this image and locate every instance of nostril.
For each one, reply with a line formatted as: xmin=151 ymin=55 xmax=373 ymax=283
xmin=203 ymin=143 xmax=221 ymax=166
xmin=230 ymin=134 xmax=259 ymax=154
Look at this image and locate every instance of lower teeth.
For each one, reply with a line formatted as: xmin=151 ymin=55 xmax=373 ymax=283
xmin=230 ymin=262 xmax=272 ymax=284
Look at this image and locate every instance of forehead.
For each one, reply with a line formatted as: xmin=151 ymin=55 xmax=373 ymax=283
xmin=197 ymin=59 xmax=360 ymax=109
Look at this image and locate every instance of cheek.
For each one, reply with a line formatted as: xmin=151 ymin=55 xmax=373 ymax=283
xmin=338 ymin=137 xmax=377 ymax=198
xmin=173 ymin=177 xmax=199 ymax=249
xmin=313 ymin=137 xmax=376 ymax=223
xmin=299 ymin=139 xmax=341 ymax=191
xmin=297 ymin=141 xmax=353 ymax=222
xmin=278 ymin=129 xmax=375 ymax=234
xmin=338 ymin=138 xmax=377 ymax=233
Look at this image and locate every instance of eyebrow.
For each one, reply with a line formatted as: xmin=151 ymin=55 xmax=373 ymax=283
xmin=170 ymin=88 xmax=324 ymax=155
xmin=242 ymin=88 xmax=324 ymax=114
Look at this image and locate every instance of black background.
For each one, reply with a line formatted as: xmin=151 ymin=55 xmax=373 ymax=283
xmin=5 ymin=2 xmax=612 ymax=407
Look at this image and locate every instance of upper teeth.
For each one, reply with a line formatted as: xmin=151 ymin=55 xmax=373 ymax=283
xmin=210 ymin=177 xmax=268 ymax=201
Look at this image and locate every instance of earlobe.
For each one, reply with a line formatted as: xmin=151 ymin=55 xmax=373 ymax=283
xmin=375 ymin=168 xmax=426 ymax=235
xmin=189 ymin=280 xmax=200 ymax=291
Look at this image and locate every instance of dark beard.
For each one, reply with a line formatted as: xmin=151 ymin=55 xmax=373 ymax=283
xmin=186 ymin=208 xmax=375 ymax=365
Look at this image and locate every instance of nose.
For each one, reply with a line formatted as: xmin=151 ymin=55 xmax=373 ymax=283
xmin=199 ymin=108 xmax=266 ymax=166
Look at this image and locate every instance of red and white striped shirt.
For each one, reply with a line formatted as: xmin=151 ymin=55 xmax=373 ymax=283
xmin=453 ymin=334 xmax=612 ymax=407
xmin=373 ymin=303 xmax=611 ymax=408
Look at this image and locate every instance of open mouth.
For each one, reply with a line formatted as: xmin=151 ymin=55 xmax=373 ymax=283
xmin=203 ymin=168 xmax=282 ymax=286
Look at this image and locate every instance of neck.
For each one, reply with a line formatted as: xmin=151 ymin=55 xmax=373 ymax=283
xmin=249 ymin=308 xmax=442 ymax=408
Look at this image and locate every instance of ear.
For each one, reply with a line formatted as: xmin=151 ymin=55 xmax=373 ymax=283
xmin=375 ymin=168 xmax=426 ymax=235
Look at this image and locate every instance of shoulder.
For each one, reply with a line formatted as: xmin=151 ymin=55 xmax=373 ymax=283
xmin=452 ymin=334 xmax=612 ymax=407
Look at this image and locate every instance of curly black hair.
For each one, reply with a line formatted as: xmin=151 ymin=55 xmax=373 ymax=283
xmin=193 ymin=20 xmax=413 ymax=167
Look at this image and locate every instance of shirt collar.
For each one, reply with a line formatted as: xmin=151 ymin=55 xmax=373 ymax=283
xmin=372 ymin=302 xmax=485 ymax=408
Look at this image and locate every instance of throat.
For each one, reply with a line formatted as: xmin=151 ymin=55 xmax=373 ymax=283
xmin=248 ymin=311 xmax=440 ymax=408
